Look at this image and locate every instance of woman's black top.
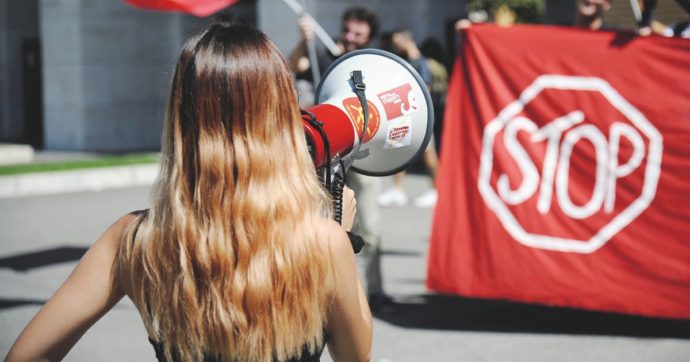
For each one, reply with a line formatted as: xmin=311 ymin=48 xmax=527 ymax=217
xmin=148 ymin=337 xmax=325 ymax=362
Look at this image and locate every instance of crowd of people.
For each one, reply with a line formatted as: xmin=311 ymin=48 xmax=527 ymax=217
xmin=458 ymin=0 xmax=690 ymax=36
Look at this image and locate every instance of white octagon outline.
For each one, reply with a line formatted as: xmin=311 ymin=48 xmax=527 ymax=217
xmin=478 ymin=75 xmax=663 ymax=253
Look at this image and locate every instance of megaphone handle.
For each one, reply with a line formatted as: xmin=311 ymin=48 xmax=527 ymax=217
xmin=326 ymin=169 xmax=363 ymax=254
xmin=330 ymin=171 xmax=345 ymax=225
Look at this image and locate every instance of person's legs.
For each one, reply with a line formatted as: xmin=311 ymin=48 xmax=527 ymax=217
xmin=423 ymin=139 xmax=438 ymax=183
xmin=347 ymin=171 xmax=384 ymax=296
xmin=413 ymin=139 xmax=439 ymax=207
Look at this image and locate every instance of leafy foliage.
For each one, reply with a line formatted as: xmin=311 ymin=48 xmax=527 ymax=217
xmin=468 ymin=0 xmax=545 ymax=24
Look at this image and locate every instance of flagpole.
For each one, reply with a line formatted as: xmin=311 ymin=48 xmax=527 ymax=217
xmin=282 ymin=0 xmax=342 ymax=56
xmin=629 ymin=0 xmax=642 ymax=22
xmin=297 ymin=0 xmax=321 ymax=84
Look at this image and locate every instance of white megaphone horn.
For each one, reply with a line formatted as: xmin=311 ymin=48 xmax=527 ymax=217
xmin=303 ymin=49 xmax=434 ymax=177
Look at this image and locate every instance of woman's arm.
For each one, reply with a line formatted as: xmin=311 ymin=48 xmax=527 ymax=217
xmin=324 ymin=220 xmax=372 ymax=362
xmin=5 ymin=214 xmax=135 ymax=361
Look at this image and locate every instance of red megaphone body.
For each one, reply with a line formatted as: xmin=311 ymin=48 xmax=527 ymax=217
xmin=303 ymin=103 xmax=357 ymax=170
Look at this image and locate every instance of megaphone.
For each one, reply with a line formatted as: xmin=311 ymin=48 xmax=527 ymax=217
xmin=303 ymin=49 xmax=434 ymax=177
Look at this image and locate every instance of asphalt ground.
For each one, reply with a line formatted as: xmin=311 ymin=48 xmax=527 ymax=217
xmin=1 ymin=175 xmax=690 ymax=361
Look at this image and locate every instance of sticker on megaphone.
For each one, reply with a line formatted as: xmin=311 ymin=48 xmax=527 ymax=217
xmin=384 ymin=118 xmax=413 ymax=150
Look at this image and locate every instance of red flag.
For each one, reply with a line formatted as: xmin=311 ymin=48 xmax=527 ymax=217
xmin=124 ymin=0 xmax=241 ymax=17
xmin=428 ymin=24 xmax=690 ymax=319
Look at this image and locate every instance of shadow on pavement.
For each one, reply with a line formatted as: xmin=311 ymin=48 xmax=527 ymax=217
xmin=381 ymin=249 xmax=422 ymax=257
xmin=0 ymin=246 xmax=86 ymax=310
xmin=0 ymin=298 xmax=46 ymax=309
xmin=375 ymin=294 xmax=690 ymax=339
xmin=0 ymin=246 xmax=87 ymax=271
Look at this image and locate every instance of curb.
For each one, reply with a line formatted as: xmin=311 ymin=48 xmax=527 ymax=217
xmin=0 ymin=143 xmax=34 ymax=165
xmin=0 ymin=164 xmax=159 ymax=199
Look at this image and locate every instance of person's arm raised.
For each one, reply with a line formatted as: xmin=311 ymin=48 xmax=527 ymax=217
xmin=288 ymin=15 xmax=315 ymax=74
xmin=5 ymin=214 xmax=135 ymax=361
xmin=324 ymin=219 xmax=372 ymax=362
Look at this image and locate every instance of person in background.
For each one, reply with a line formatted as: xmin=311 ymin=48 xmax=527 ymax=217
xmin=574 ymin=0 xmax=613 ymax=30
xmin=377 ymin=28 xmax=440 ymax=208
xmin=573 ymin=0 xmax=687 ymax=35
xmin=637 ymin=0 xmax=690 ymax=37
xmin=289 ymin=6 xmax=379 ymax=107
xmin=420 ymin=37 xmax=449 ymax=156
xmin=6 ymin=22 xmax=371 ymax=362
xmin=669 ymin=10 xmax=690 ymax=37
xmin=289 ymin=7 xmax=394 ymax=311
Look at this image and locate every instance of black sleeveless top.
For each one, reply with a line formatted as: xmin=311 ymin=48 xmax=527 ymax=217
xmin=148 ymin=337 xmax=326 ymax=362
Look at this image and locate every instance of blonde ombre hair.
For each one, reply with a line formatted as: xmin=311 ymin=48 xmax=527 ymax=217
xmin=116 ymin=23 xmax=332 ymax=361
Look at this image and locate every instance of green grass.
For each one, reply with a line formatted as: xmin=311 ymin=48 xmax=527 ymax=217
xmin=0 ymin=153 xmax=160 ymax=176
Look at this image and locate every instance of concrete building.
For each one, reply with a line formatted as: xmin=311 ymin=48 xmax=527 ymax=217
xmin=0 ymin=0 xmax=686 ymax=153
xmin=0 ymin=0 xmax=257 ymax=152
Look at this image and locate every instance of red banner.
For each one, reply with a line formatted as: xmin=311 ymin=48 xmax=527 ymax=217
xmin=428 ymin=24 xmax=690 ymax=319
xmin=124 ymin=0 xmax=240 ymax=17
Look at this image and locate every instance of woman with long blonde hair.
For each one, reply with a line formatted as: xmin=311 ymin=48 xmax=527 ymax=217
xmin=7 ymin=22 xmax=372 ymax=362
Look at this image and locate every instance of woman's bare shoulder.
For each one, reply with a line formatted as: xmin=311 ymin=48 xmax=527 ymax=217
xmin=116 ymin=210 xmax=144 ymax=227
xmin=92 ymin=211 xmax=146 ymax=257
xmin=107 ymin=211 xmax=144 ymax=239
xmin=106 ymin=211 xmax=147 ymax=295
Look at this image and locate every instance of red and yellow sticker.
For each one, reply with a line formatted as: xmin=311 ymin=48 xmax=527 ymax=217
xmin=342 ymin=97 xmax=381 ymax=143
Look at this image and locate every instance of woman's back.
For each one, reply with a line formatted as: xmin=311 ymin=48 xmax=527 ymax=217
xmin=115 ymin=23 xmax=338 ymax=362
xmin=119 ymin=212 xmax=368 ymax=362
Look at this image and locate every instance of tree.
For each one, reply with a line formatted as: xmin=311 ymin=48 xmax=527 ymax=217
xmin=468 ymin=0 xmax=545 ymax=24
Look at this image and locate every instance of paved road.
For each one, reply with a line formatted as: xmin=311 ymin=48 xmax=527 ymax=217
xmin=2 ymin=176 xmax=690 ymax=361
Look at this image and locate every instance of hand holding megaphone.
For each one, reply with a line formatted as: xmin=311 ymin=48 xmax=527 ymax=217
xmin=303 ymin=49 xmax=434 ymax=177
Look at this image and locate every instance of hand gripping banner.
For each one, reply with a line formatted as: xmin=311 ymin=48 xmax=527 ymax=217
xmin=428 ymin=24 xmax=690 ymax=319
